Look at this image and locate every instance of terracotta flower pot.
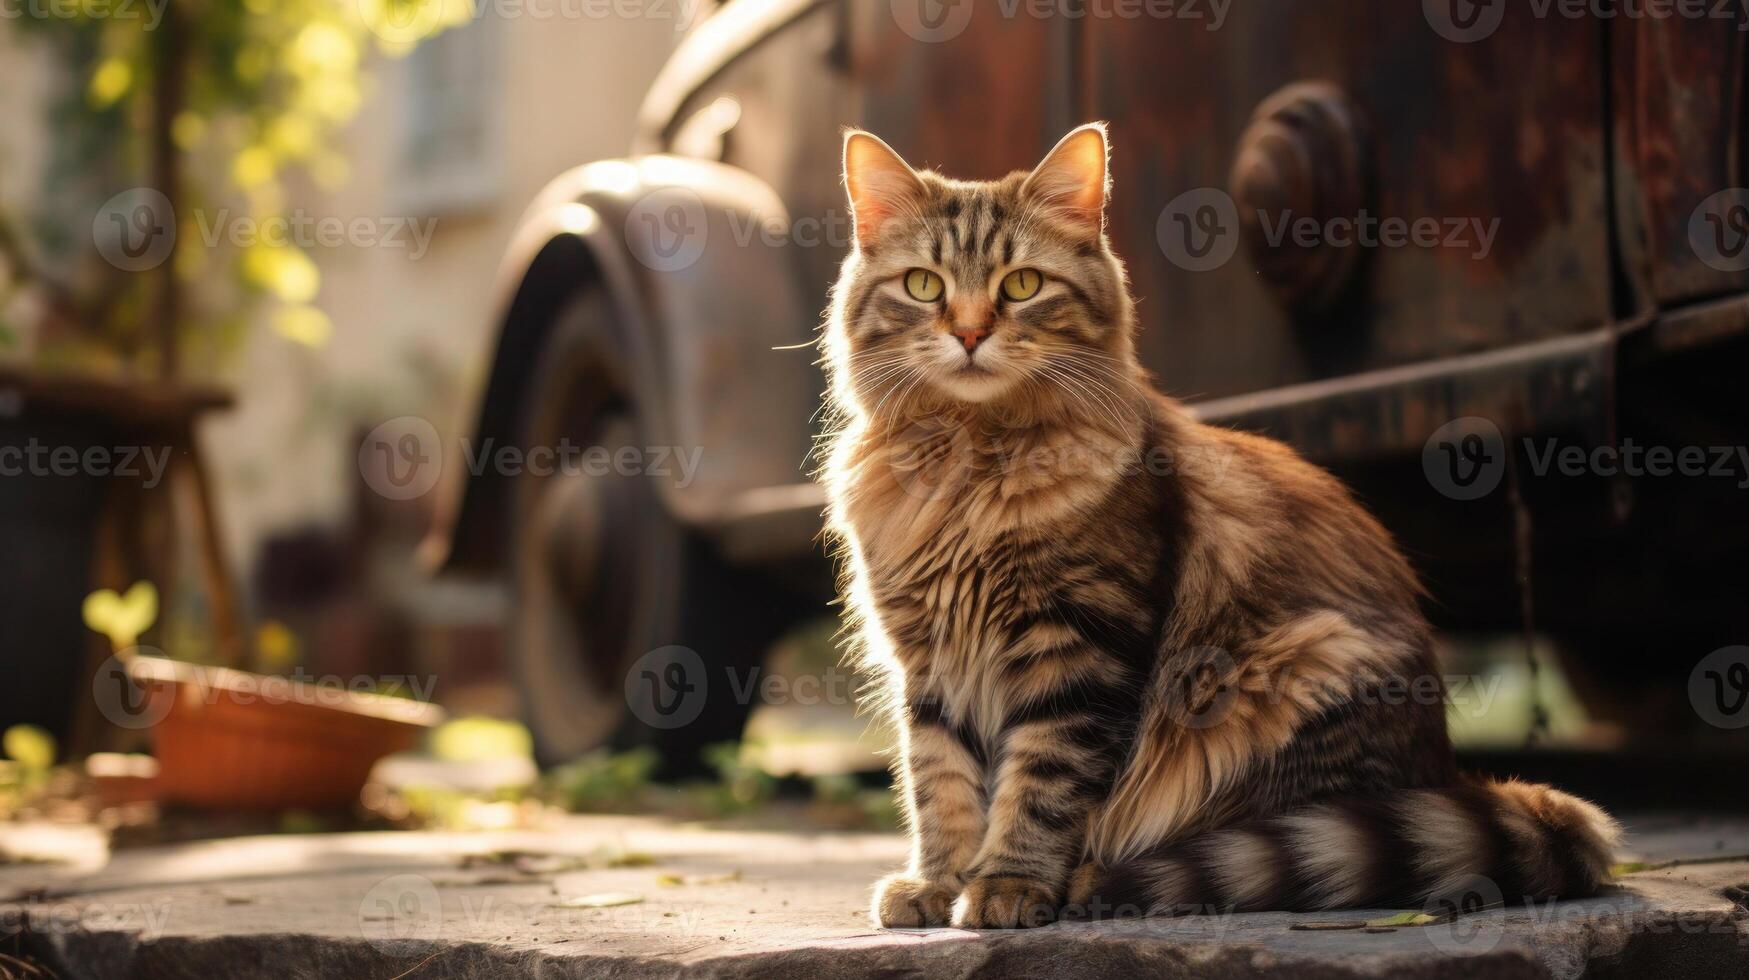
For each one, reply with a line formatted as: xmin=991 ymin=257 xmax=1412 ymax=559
xmin=129 ymin=656 xmax=443 ymax=811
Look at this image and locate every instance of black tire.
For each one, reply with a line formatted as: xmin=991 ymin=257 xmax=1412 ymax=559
xmin=508 ymin=291 xmax=784 ymax=776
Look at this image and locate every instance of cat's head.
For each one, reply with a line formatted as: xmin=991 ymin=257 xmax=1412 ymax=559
xmin=827 ymin=123 xmax=1136 ymax=422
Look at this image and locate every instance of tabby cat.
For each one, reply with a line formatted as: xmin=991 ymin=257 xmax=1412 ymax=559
xmin=819 ymin=122 xmax=1619 ymax=929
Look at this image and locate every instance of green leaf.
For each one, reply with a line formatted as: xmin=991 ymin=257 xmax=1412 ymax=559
xmin=2 ymin=725 xmax=55 ymax=772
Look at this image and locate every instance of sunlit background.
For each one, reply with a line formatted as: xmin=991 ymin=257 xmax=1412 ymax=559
xmin=1 ymin=0 xmax=1743 ymax=854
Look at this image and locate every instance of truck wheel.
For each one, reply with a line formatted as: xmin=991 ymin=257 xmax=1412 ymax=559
xmin=509 ymin=291 xmax=773 ymax=775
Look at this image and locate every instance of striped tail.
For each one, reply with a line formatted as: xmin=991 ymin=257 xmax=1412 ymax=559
xmin=1067 ymin=778 xmax=1621 ymax=919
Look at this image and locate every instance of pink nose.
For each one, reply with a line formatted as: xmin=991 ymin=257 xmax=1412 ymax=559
xmin=952 ymin=325 xmax=990 ymax=352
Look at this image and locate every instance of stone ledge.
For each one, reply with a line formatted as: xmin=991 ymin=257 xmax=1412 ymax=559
xmin=4 ymin=815 xmax=1748 ymax=979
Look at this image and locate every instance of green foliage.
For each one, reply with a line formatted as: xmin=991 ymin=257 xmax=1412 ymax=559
xmin=4 ymin=0 xmax=466 ymax=371
xmin=0 ymin=724 xmax=58 ymax=808
xmin=691 ymin=742 xmax=778 ymax=814
xmin=545 ymin=747 xmax=661 ymax=813
xmin=3 ymin=725 xmax=56 ymax=773
xmin=429 ymin=716 xmax=534 ymax=763
xmin=811 ymin=772 xmax=900 ymax=831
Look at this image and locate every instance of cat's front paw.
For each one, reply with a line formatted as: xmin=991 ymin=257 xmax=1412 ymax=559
xmin=953 ymin=874 xmax=1059 ymax=929
xmin=872 ymin=873 xmax=959 ymax=928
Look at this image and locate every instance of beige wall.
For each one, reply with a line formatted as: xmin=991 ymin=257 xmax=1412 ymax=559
xmin=202 ymin=13 xmax=681 ymax=574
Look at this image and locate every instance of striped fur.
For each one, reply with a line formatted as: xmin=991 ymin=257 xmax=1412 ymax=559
xmin=1066 ymin=778 xmax=1621 ymax=918
xmin=820 ymin=125 xmax=1619 ymax=930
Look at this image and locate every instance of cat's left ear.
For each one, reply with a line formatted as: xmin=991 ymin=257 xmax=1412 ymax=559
xmin=1022 ymin=122 xmax=1110 ymax=236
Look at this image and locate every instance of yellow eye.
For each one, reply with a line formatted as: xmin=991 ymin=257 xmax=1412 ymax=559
xmin=1000 ymin=268 xmax=1043 ymax=301
xmin=904 ymin=269 xmax=944 ymax=302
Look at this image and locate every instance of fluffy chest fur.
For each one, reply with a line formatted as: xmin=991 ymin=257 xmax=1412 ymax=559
xmin=831 ymin=414 xmax=1144 ymax=742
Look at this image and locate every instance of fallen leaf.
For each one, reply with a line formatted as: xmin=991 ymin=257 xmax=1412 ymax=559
xmin=552 ymin=892 xmax=644 ymax=909
xmin=1365 ymin=911 xmax=1438 ymax=928
xmin=1289 ymin=921 xmax=1365 ymax=931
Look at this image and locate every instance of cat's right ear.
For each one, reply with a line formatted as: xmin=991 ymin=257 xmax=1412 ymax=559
xmin=844 ymin=130 xmax=925 ymax=248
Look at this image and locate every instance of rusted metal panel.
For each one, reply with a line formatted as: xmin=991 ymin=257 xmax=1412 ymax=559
xmin=1084 ymin=2 xmax=1614 ymax=402
xmin=1612 ymin=17 xmax=1749 ymax=307
xmin=1192 ymin=328 xmax=1614 ymax=463
xmin=848 ymin=3 xmax=1071 ymax=180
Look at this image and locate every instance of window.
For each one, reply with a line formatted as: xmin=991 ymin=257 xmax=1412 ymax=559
xmin=396 ymin=11 xmax=502 ymax=216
